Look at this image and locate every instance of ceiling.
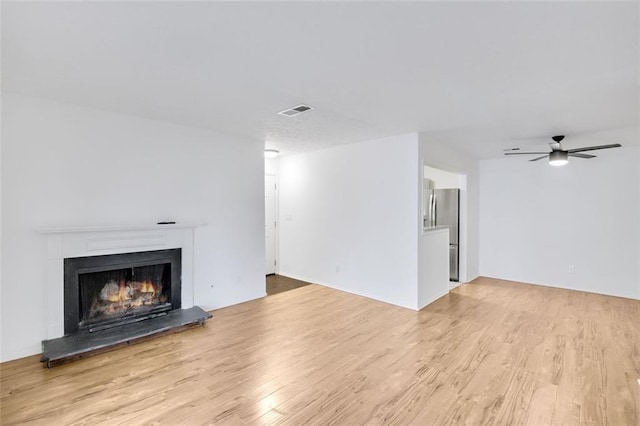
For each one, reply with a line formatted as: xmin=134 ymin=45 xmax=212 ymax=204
xmin=2 ymin=2 xmax=638 ymax=159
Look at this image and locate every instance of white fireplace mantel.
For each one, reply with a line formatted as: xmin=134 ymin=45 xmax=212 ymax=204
xmin=40 ymin=222 xmax=205 ymax=339
xmin=38 ymin=222 xmax=205 ymax=234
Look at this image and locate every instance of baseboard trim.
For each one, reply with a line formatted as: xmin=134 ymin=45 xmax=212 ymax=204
xmin=417 ymin=289 xmax=449 ymax=311
xmin=278 ymin=272 xmax=417 ymax=311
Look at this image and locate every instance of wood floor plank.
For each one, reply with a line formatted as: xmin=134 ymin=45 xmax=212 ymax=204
xmin=1 ymin=277 xmax=639 ymax=425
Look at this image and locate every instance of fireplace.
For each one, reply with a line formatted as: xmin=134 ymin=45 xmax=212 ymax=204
xmin=40 ymin=224 xmax=211 ymax=367
xmin=64 ymin=249 xmax=182 ymax=334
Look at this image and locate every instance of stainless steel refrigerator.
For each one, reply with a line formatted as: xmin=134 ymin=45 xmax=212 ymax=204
xmin=425 ymin=188 xmax=460 ymax=282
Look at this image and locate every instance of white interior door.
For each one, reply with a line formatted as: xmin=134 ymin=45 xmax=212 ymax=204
xmin=265 ymin=175 xmax=277 ymax=275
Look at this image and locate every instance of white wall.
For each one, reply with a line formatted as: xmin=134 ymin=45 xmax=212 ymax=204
xmin=424 ymin=165 xmax=461 ymax=189
xmin=419 ymin=133 xmax=480 ymax=284
xmin=479 ymin=147 xmax=640 ymax=300
xmin=1 ymin=94 xmax=266 ymax=361
xmin=418 ymin=228 xmax=450 ymax=308
xmin=278 ymin=134 xmax=419 ymax=309
xmin=265 ymin=157 xmax=279 ymax=176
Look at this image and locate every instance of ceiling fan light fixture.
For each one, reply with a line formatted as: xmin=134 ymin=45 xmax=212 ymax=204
xmin=504 ymin=135 xmax=621 ymax=165
xmin=264 ymin=149 xmax=279 ymax=159
xmin=549 ymin=150 xmax=568 ymax=166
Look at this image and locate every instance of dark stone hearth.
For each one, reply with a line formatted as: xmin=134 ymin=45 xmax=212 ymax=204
xmin=41 ymin=306 xmax=211 ymax=367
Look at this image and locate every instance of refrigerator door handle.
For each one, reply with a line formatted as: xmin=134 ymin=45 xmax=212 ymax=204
xmin=429 ymin=192 xmax=434 ymax=227
xmin=432 ymin=192 xmax=437 ymax=227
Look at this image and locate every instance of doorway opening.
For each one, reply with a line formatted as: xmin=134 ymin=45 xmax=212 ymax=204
xmin=423 ymin=165 xmax=467 ymax=287
xmin=264 ymin=172 xmax=308 ymax=296
xmin=266 ymin=275 xmax=311 ymax=296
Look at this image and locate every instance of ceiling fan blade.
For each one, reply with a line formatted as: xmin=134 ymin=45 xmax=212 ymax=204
xmin=567 ymin=143 xmax=621 ymax=153
xmin=568 ymin=153 xmax=596 ymax=159
xmin=504 ymin=152 xmax=549 ymax=156
xmin=529 ymin=155 xmax=548 ymax=162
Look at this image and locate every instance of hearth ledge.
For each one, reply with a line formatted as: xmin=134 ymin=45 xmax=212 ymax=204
xmin=41 ymin=306 xmax=212 ymax=368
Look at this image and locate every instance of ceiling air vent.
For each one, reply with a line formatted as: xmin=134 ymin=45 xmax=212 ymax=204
xmin=278 ymin=104 xmax=314 ymax=117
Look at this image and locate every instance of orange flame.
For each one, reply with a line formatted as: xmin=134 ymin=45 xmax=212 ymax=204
xmin=106 ymin=280 xmax=132 ymax=302
xmin=140 ymin=280 xmax=156 ymax=294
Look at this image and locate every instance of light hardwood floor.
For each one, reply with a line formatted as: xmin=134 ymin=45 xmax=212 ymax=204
xmin=1 ymin=277 xmax=639 ymax=425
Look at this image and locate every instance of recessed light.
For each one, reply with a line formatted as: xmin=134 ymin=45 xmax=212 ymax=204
xmin=264 ymin=149 xmax=279 ymax=159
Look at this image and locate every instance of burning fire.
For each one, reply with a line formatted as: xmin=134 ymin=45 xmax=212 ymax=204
xmin=92 ymin=279 xmax=162 ymax=317
xmin=103 ymin=279 xmax=133 ymax=302
xmin=139 ymin=280 xmax=156 ymax=294
xmin=108 ymin=280 xmax=127 ymax=302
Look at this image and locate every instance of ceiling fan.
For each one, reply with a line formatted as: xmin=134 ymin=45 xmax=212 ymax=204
xmin=504 ymin=135 xmax=622 ymax=166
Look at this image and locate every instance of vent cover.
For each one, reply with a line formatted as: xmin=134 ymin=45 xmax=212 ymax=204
xmin=278 ymin=104 xmax=314 ymax=117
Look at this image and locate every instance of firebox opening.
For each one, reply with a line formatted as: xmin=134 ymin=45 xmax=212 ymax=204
xmin=64 ymin=249 xmax=182 ymax=335
xmin=78 ymin=262 xmax=172 ymax=329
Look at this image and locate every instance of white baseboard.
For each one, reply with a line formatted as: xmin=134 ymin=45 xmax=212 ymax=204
xmin=277 ymin=271 xmax=417 ymax=311
xmin=449 ymin=281 xmax=463 ymax=290
xmin=417 ymin=289 xmax=449 ymax=310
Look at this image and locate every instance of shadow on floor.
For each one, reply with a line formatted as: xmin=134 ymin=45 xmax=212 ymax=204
xmin=266 ymin=274 xmax=311 ymax=296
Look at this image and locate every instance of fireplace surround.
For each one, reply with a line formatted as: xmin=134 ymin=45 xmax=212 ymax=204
xmin=39 ymin=223 xmax=210 ymax=367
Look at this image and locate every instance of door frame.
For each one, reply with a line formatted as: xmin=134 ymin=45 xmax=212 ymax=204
xmin=265 ymin=173 xmax=279 ymax=275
